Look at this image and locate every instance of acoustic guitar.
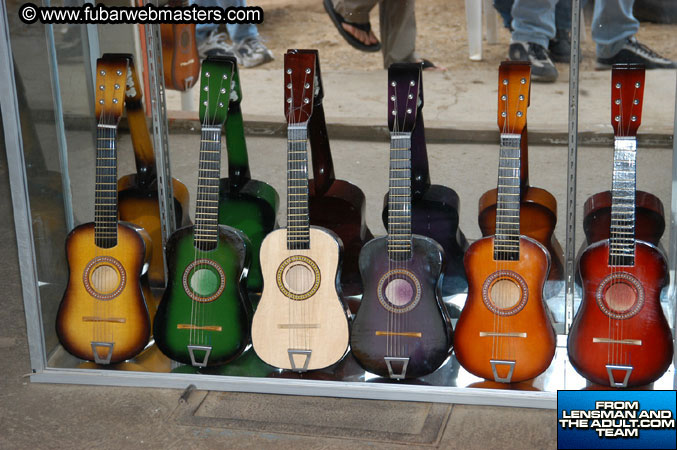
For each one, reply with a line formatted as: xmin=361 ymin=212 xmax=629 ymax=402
xmin=160 ymin=0 xmax=200 ymax=91
xmin=350 ymin=63 xmax=453 ymax=380
xmin=116 ymin=53 xmax=191 ymax=289
xmin=153 ymin=57 xmax=252 ymax=367
xmin=302 ymin=49 xmax=374 ymax=299
xmin=454 ymin=62 xmax=556 ymax=383
xmin=251 ymin=51 xmax=350 ymax=372
xmin=477 ymin=69 xmax=563 ymax=299
xmin=568 ymin=64 xmax=673 ymax=388
xmin=380 ymin=62 xmax=468 ymax=297
xmin=56 ymin=56 xmax=151 ymax=364
xmin=217 ymin=55 xmax=279 ymax=298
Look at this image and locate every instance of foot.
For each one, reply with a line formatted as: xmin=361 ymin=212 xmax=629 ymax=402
xmin=197 ymin=30 xmax=235 ymax=59
xmin=509 ymin=41 xmax=558 ymax=82
xmin=596 ymin=37 xmax=677 ymax=69
xmin=549 ymin=28 xmax=572 ymax=63
xmin=233 ymin=36 xmax=274 ymax=68
xmin=417 ymin=58 xmax=447 ymax=72
xmin=341 ymin=23 xmax=379 ymax=47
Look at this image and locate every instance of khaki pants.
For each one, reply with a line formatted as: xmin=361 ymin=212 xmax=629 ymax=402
xmin=332 ymin=0 xmax=417 ymax=68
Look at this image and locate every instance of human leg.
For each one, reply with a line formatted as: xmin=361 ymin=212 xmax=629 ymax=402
xmin=327 ymin=0 xmax=380 ymax=50
xmin=378 ymin=0 xmax=417 ymax=68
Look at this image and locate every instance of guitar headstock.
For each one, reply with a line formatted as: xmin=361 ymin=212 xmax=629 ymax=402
xmin=611 ymin=64 xmax=645 ymax=137
xmin=284 ymin=50 xmax=317 ymax=125
xmin=497 ymin=61 xmax=530 ymax=134
xmin=293 ymin=49 xmax=324 ymax=105
xmin=198 ymin=56 xmax=234 ymax=127
xmin=387 ymin=62 xmax=422 ymax=133
xmin=225 ymin=54 xmax=242 ymax=105
xmin=95 ymin=55 xmax=129 ymax=125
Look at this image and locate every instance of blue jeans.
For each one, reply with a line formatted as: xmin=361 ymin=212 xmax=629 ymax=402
xmin=494 ymin=0 xmax=570 ymax=31
xmin=192 ymin=0 xmax=259 ymax=43
xmin=511 ymin=0 xmax=638 ymax=57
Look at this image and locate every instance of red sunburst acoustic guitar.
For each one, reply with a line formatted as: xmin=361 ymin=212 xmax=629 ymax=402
xmin=568 ymin=64 xmax=673 ymax=388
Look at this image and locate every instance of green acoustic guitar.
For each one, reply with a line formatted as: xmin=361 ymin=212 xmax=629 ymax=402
xmin=218 ymin=56 xmax=279 ymax=300
xmin=154 ymin=57 xmax=252 ymax=368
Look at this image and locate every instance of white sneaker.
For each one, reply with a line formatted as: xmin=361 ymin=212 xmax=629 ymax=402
xmin=197 ymin=30 xmax=235 ymax=59
xmin=233 ymin=36 xmax=274 ymax=68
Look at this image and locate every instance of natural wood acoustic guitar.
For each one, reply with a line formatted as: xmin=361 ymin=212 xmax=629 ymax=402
xmin=251 ymin=50 xmax=350 ymax=372
xmin=56 ymin=56 xmax=152 ymax=364
xmin=454 ymin=62 xmax=556 ymax=383
xmin=568 ymin=64 xmax=673 ymax=388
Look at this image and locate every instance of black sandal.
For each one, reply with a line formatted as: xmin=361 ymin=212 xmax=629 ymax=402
xmin=323 ymin=0 xmax=381 ymax=53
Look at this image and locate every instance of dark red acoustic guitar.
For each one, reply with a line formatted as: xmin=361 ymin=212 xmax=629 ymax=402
xmin=568 ymin=64 xmax=673 ymax=388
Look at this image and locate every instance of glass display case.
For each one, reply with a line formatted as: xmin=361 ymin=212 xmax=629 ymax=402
xmin=2 ymin=0 xmax=675 ymax=409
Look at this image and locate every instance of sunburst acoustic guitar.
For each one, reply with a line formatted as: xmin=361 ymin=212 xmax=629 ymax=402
xmin=454 ymin=61 xmax=556 ymax=383
xmin=153 ymin=57 xmax=252 ymax=368
xmin=568 ymin=64 xmax=673 ymax=388
xmin=251 ymin=51 xmax=350 ymax=372
xmin=350 ymin=63 xmax=453 ymax=380
xmin=56 ymin=56 xmax=151 ymax=364
xmin=160 ymin=0 xmax=200 ymax=91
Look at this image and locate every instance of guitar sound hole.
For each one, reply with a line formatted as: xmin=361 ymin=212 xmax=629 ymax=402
xmin=385 ymin=278 xmax=414 ymax=306
xmin=190 ymin=268 xmax=220 ymax=297
xmin=604 ymin=280 xmax=636 ymax=313
xmin=284 ymin=264 xmax=315 ymax=295
xmin=90 ymin=265 xmax=120 ymax=294
xmin=490 ymin=279 xmax=521 ymax=309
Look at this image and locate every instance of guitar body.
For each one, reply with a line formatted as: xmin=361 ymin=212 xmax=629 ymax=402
xmin=118 ymin=174 xmax=191 ymax=287
xmin=252 ymin=227 xmax=350 ymax=371
xmin=351 ymin=235 xmax=452 ymax=379
xmin=56 ymin=222 xmax=151 ymax=363
xmin=382 ymin=184 xmax=468 ymax=296
xmin=218 ymin=178 xmax=278 ymax=296
xmin=309 ymin=180 xmax=373 ymax=297
xmin=568 ymin=240 xmax=672 ymax=387
xmin=153 ymin=225 xmax=251 ymax=366
xmin=455 ymin=236 xmax=556 ymax=382
xmin=160 ymin=23 xmax=199 ymax=91
xmin=478 ymin=186 xmax=564 ymax=296
xmin=583 ymin=190 xmax=665 ymax=245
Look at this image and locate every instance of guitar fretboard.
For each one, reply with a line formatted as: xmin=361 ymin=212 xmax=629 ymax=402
xmin=194 ymin=127 xmax=222 ymax=251
xmin=609 ymin=136 xmax=636 ymax=266
xmin=287 ymin=125 xmax=310 ymax=249
xmin=494 ymin=133 xmax=521 ymax=261
xmin=387 ymin=131 xmax=412 ymax=260
xmin=94 ymin=124 xmax=118 ymax=248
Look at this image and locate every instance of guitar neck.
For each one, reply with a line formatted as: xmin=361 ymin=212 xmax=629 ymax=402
xmin=95 ymin=124 xmax=119 ymax=248
xmin=609 ymin=136 xmax=637 ymax=265
xmin=225 ymin=101 xmax=252 ymax=188
xmin=287 ymin=124 xmax=310 ymax=249
xmin=194 ymin=126 xmax=222 ymax=251
xmin=494 ymin=133 xmax=522 ymax=261
xmin=308 ymin=102 xmax=336 ymax=194
xmin=387 ymin=131 xmax=412 ymax=260
xmin=410 ymin=110 xmax=431 ymax=196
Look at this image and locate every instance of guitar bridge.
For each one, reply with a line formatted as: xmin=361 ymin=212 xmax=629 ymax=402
xmin=288 ymin=349 xmax=312 ymax=372
xmin=91 ymin=341 xmax=114 ymax=365
xmin=606 ymin=364 xmax=633 ymax=388
xmin=384 ymin=356 xmax=409 ymax=380
xmin=490 ymin=359 xmax=516 ymax=383
xmin=187 ymin=345 xmax=212 ymax=368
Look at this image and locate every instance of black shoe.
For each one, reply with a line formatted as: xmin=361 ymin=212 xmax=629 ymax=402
xmin=509 ymin=41 xmax=558 ymax=82
xmin=596 ymin=37 xmax=677 ymax=69
xmin=549 ymin=28 xmax=571 ymax=63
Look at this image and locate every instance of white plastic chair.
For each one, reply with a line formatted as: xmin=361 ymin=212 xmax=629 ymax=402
xmin=465 ymin=0 xmax=499 ymax=61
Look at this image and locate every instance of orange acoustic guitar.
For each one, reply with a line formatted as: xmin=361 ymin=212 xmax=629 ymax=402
xmin=568 ymin=64 xmax=673 ymax=388
xmin=454 ymin=62 xmax=556 ymax=383
xmin=160 ymin=0 xmax=200 ymax=91
xmin=56 ymin=56 xmax=151 ymax=364
xmin=477 ymin=72 xmax=563 ymax=299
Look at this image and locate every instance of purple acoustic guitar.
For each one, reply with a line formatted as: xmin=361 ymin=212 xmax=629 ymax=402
xmin=350 ymin=63 xmax=453 ymax=380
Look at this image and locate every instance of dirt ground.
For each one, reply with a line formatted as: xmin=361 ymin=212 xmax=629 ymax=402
xmin=252 ymin=0 xmax=677 ymax=73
